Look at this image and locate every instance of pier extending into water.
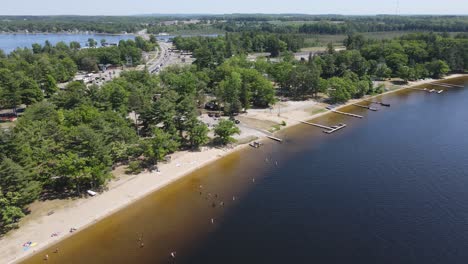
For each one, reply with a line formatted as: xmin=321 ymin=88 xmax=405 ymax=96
xmin=353 ymin=104 xmax=378 ymax=111
xmin=299 ymin=120 xmax=347 ymax=134
xmin=365 ymin=100 xmax=391 ymax=107
xmin=331 ymin=109 xmax=363 ymax=119
xmin=407 ymin=87 xmax=444 ymax=94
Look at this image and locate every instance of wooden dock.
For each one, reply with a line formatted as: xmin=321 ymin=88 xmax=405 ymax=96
xmin=365 ymin=100 xmax=390 ymax=107
xmin=331 ymin=110 xmax=363 ymax=119
xmin=407 ymin=87 xmax=430 ymax=92
xmin=323 ymin=123 xmax=347 ymax=134
xmin=352 ymin=103 xmax=378 ymax=111
xmin=299 ymin=120 xmax=332 ymax=130
xmin=299 ymin=120 xmax=346 ymax=134
xmin=266 ymin=136 xmax=283 ymax=142
xmin=407 ymin=87 xmax=445 ymax=95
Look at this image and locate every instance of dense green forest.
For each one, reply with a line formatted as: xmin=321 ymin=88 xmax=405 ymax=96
xmin=216 ymin=16 xmax=468 ymax=34
xmin=174 ymin=32 xmax=467 ymax=102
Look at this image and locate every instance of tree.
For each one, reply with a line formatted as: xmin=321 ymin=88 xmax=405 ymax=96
xmin=88 ymin=38 xmax=97 ymax=48
xmin=52 ymin=81 xmax=88 ymax=109
xmin=373 ymin=63 xmax=392 ymax=80
xmin=140 ymin=91 xmax=178 ymax=135
xmin=397 ymin=65 xmax=412 ymax=82
xmin=186 ymin=119 xmax=209 ymax=149
xmin=327 ymin=77 xmax=353 ymax=103
xmin=288 ymin=63 xmax=321 ymax=99
xmin=355 ymin=80 xmax=371 ymax=97
xmin=0 ymin=158 xmax=41 ymax=206
xmin=385 ymin=53 xmax=408 ymax=72
xmin=144 ymin=128 xmax=180 ymax=165
xmin=32 ymin=43 xmax=42 ymax=54
xmin=41 ymin=73 xmax=58 ymax=97
xmin=248 ymin=71 xmax=276 ymax=107
xmin=217 ymin=72 xmax=243 ymax=115
xmin=426 ymin=60 xmax=450 ymax=79
xmin=70 ymin=41 xmax=81 ymax=50
xmin=214 ymin=119 xmax=240 ymax=145
xmin=149 ymin=34 xmax=157 ymax=44
xmin=80 ymin=57 xmax=99 ymax=72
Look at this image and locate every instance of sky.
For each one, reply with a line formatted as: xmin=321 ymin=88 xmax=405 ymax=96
xmin=1 ymin=0 xmax=467 ymax=16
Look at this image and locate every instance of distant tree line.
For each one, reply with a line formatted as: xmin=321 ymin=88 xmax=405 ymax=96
xmin=2 ymin=15 xmax=467 ymax=35
xmin=215 ymin=16 xmax=468 ymax=34
xmin=173 ymin=33 xmax=305 ymax=61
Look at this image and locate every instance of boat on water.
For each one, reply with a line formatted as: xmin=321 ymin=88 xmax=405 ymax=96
xmin=249 ymin=141 xmax=263 ymax=148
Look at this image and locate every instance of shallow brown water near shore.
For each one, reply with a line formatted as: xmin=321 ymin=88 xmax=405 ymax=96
xmin=21 ymin=77 xmax=468 ymax=264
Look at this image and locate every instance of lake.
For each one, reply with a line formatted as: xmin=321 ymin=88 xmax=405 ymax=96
xmin=21 ymin=78 xmax=468 ymax=264
xmin=0 ymin=33 xmax=218 ymax=53
xmin=0 ymin=34 xmax=136 ymax=53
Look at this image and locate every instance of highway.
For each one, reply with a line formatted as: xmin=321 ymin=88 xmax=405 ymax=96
xmin=147 ymin=41 xmax=173 ymax=74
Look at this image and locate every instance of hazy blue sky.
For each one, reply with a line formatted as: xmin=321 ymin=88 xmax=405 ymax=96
xmin=2 ymin=0 xmax=467 ymax=16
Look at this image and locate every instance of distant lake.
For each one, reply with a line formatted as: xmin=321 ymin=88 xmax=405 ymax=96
xmin=0 ymin=33 xmax=219 ymax=53
xmin=0 ymin=33 xmax=135 ymax=53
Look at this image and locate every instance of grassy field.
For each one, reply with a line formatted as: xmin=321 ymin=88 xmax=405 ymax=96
xmin=302 ymin=31 xmax=465 ymax=48
xmin=302 ymin=31 xmax=414 ymax=47
xmin=268 ymin=20 xmax=345 ymax=26
xmin=165 ymin=28 xmax=225 ymax=35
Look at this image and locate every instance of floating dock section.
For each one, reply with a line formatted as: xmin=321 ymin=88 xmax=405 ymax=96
xmin=352 ymin=103 xmax=378 ymax=111
xmin=331 ymin=109 xmax=363 ymax=119
xmin=323 ymin=123 xmax=347 ymax=134
xmin=267 ymin=136 xmax=283 ymax=142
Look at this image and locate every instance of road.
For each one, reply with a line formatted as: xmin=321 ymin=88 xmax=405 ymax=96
xmin=147 ymin=41 xmax=172 ymax=74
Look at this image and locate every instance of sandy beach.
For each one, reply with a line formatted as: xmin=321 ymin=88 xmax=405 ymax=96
xmin=0 ymin=73 xmax=466 ymax=264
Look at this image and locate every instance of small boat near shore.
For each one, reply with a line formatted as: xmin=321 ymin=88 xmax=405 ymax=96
xmin=249 ymin=141 xmax=263 ymax=148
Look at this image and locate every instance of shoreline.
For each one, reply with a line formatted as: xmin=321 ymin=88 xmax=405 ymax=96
xmin=2 ymin=73 xmax=466 ymax=264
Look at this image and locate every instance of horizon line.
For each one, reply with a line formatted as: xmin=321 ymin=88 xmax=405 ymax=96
xmin=0 ymin=13 xmax=467 ymax=17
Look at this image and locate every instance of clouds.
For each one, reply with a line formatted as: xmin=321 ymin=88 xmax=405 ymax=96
xmin=1 ymin=0 xmax=467 ymax=15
